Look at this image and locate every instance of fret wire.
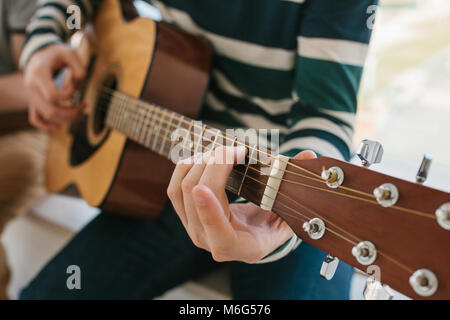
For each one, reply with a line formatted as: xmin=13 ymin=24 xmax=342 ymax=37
xmin=124 ymin=98 xmax=133 ymax=136
xmin=144 ymin=105 xmax=155 ymax=148
xmin=155 ymin=107 xmax=169 ymax=156
xmin=118 ymin=94 xmax=127 ymax=133
xmin=168 ymin=112 xmax=179 ymax=153
xmin=138 ymin=105 xmax=148 ymax=145
xmin=159 ymin=108 xmax=170 ymax=156
xmin=211 ymin=129 xmax=221 ymax=150
xmin=135 ymin=103 xmax=145 ymax=142
xmin=134 ymin=102 xmax=145 ymax=141
xmin=151 ymin=107 xmax=162 ymax=151
xmin=159 ymin=110 xmax=171 ymax=155
xmin=185 ymin=120 xmax=194 ymax=158
xmin=143 ymin=104 xmax=155 ymax=146
xmin=238 ymin=145 xmax=256 ymax=197
xmin=194 ymin=124 xmax=206 ymax=155
xmin=130 ymin=102 xmax=139 ymax=141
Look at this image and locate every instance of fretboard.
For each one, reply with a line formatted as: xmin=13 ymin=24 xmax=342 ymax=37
xmin=104 ymin=90 xmax=274 ymax=205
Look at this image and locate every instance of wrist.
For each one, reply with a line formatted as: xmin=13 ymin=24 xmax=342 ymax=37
xmin=255 ymin=234 xmax=302 ymax=264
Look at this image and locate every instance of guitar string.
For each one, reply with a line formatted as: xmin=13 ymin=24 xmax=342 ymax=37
xmin=98 ymin=90 xmax=437 ymax=220
xmin=118 ymin=118 xmax=415 ymax=275
xmin=98 ymin=89 xmax=417 ymax=203
xmin=96 ymin=90 xmax=437 ymax=220
xmin=98 ymin=89 xmax=385 ymax=199
xmin=99 ymin=88 xmax=324 ymax=178
xmin=235 ymin=171 xmax=415 ymax=274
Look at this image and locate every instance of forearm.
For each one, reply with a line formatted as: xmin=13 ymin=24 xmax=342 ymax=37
xmin=20 ymin=0 xmax=100 ymax=68
xmin=0 ymin=73 xmax=29 ymax=112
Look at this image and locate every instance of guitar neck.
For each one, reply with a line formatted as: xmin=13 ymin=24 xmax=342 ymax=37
xmin=104 ymin=90 xmax=274 ymax=205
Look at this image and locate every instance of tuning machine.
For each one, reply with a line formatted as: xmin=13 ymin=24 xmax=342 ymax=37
xmin=364 ymin=277 xmax=394 ymax=300
xmin=409 ymin=269 xmax=438 ymax=297
xmin=416 ymin=154 xmax=432 ymax=184
xmin=352 ymin=241 xmax=377 ymax=265
xmin=320 ymin=255 xmax=339 ymax=280
xmin=436 ymin=203 xmax=450 ymax=230
xmin=356 ymin=139 xmax=383 ymax=168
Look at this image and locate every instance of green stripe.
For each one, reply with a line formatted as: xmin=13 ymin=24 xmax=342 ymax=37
xmin=209 ymin=79 xmax=289 ymax=126
xmin=284 ymin=129 xmax=351 ymax=160
xmin=200 ymin=107 xmax=245 ymax=128
xmin=160 ymin=0 xmax=302 ymax=49
xmin=215 ymin=55 xmax=294 ymax=100
xmin=295 ymin=57 xmax=363 ymax=112
xmin=289 ymin=101 xmax=353 ymax=128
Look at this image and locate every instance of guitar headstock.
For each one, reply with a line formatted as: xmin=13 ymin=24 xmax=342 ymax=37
xmin=273 ymin=140 xmax=450 ymax=300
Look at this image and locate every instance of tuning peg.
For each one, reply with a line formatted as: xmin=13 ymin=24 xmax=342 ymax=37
xmin=364 ymin=277 xmax=394 ymax=300
xmin=416 ymin=154 xmax=432 ymax=184
xmin=356 ymin=139 xmax=383 ymax=167
xmin=320 ymin=255 xmax=339 ymax=280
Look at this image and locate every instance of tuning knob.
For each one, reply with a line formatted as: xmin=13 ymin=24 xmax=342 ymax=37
xmin=320 ymin=255 xmax=339 ymax=280
xmin=409 ymin=269 xmax=438 ymax=297
xmin=356 ymin=139 xmax=383 ymax=167
xmin=364 ymin=278 xmax=394 ymax=300
xmin=416 ymin=154 xmax=432 ymax=184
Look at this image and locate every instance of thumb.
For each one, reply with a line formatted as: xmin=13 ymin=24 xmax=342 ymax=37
xmin=59 ymin=48 xmax=85 ymax=82
xmin=192 ymin=185 xmax=234 ymax=241
xmin=292 ymin=150 xmax=317 ymax=160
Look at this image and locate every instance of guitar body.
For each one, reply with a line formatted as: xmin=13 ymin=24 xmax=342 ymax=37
xmin=46 ymin=0 xmax=212 ymax=218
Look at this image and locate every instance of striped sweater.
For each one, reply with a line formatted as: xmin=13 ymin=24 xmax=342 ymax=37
xmin=20 ymin=0 xmax=376 ymax=262
xmin=21 ymin=0 xmax=377 ymax=161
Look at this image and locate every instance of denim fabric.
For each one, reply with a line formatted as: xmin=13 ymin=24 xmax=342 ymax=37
xmin=20 ymin=203 xmax=353 ymax=300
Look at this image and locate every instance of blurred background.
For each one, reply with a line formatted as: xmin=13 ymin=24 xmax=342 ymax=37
xmin=2 ymin=0 xmax=449 ymax=300
xmin=354 ymin=0 xmax=450 ymax=192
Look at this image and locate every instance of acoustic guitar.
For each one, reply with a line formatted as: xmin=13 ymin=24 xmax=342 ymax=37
xmin=47 ymin=0 xmax=450 ymax=300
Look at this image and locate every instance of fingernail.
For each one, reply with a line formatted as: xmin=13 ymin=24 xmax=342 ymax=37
xmin=236 ymin=146 xmax=247 ymax=164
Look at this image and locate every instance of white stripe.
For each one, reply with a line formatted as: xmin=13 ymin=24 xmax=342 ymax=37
xmin=213 ymin=70 xmax=295 ymax=115
xmin=26 ymin=18 xmax=63 ymax=34
xmin=298 ymin=37 xmax=369 ymax=67
xmin=153 ymin=1 xmax=296 ymax=71
xmin=321 ymin=109 xmax=356 ymax=127
xmin=289 ymin=117 xmax=353 ymax=148
xmin=35 ymin=6 xmax=68 ymax=30
xmin=206 ymin=93 xmax=353 ymax=159
xmin=279 ymin=137 xmax=345 ymax=160
xmin=206 ymin=93 xmax=288 ymax=132
xmin=20 ymin=34 xmax=61 ymax=68
xmin=281 ymin=0 xmax=305 ymax=3
xmin=206 ymin=92 xmax=353 ymax=149
xmin=256 ymin=235 xmax=301 ymax=264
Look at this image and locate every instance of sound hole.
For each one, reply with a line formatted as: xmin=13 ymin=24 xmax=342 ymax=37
xmin=94 ymin=75 xmax=117 ymax=135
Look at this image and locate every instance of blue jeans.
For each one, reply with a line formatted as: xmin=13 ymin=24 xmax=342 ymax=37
xmin=20 ymin=202 xmax=353 ymax=299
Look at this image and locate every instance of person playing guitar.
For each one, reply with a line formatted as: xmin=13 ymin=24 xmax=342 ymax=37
xmin=19 ymin=0 xmax=377 ymax=299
